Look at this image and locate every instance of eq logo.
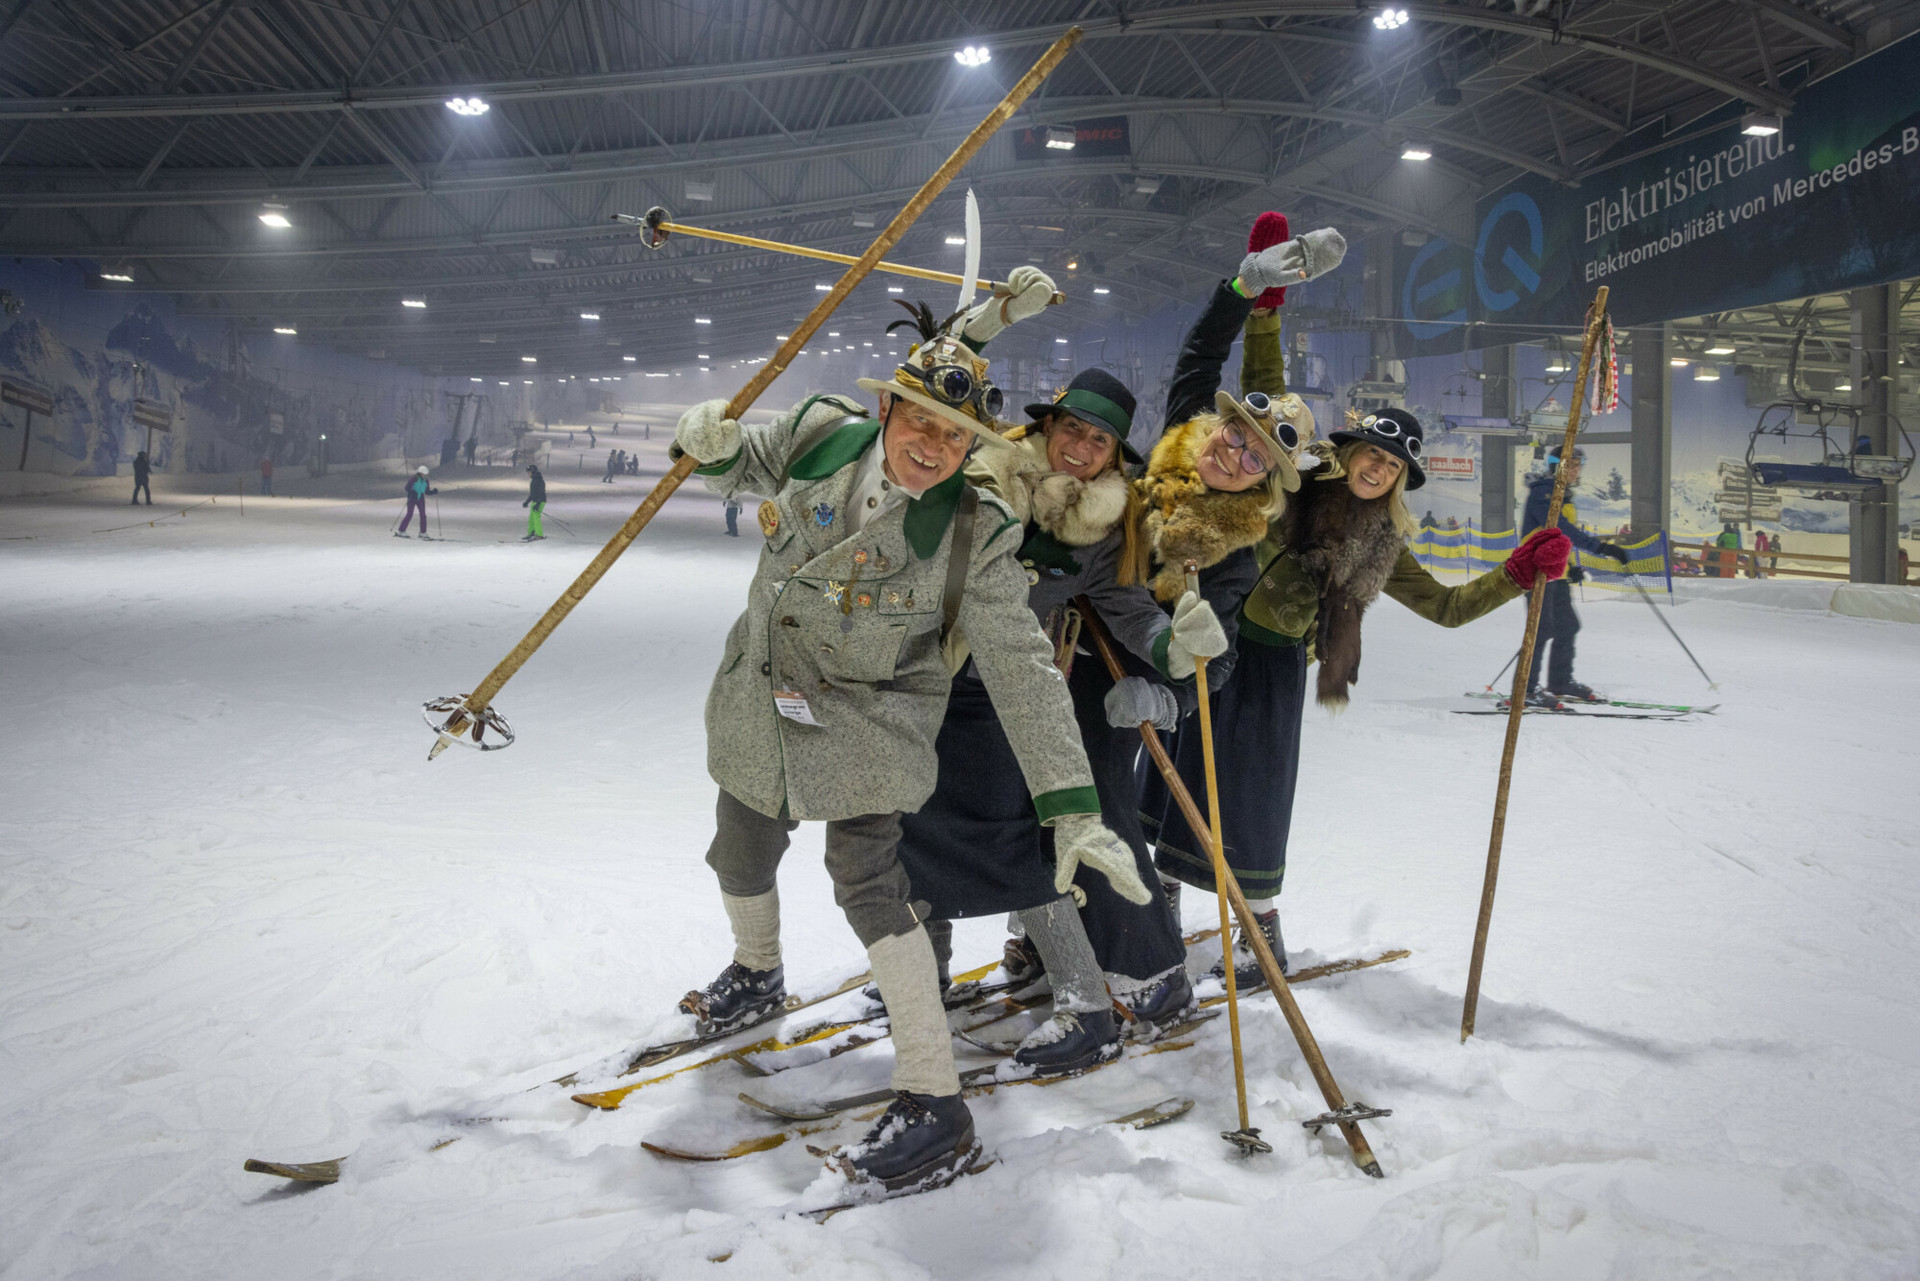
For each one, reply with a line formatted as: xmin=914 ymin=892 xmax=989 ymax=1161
xmin=1473 ymin=192 xmax=1544 ymax=312
xmin=1401 ymin=239 xmax=1467 ymax=340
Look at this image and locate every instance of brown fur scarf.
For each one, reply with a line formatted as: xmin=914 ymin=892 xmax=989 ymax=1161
xmin=1279 ymin=474 xmax=1404 ymax=707
xmin=1137 ymin=416 xmax=1272 ymax=602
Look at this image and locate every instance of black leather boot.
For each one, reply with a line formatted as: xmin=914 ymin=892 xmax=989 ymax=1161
xmin=1210 ymin=908 xmax=1285 ymax=990
xmin=838 ymin=1091 xmax=979 ymax=1192
xmin=1011 ymin=1007 xmax=1122 ymax=1074
xmin=676 ymin=960 xmax=785 ymax=1036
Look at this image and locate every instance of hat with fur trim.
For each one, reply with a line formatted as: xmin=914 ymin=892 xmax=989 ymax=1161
xmin=1329 ymin=406 xmax=1426 ymax=490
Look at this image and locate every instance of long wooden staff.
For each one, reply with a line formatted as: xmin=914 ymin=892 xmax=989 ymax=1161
xmin=1183 ymin=563 xmax=1260 ymax=1153
xmin=1459 ymin=284 xmax=1610 ymax=1038
xmin=423 ymin=28 xmax=1085 ymax=759
xmin=1074 ymin=594 xmax=1386 ymax=1177
xmin=620 ymin=211 xmax=1066 ymax=306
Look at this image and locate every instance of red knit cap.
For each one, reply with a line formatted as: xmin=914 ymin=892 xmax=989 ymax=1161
xmin=1247 ymin=211 xmax=1291 ymax=308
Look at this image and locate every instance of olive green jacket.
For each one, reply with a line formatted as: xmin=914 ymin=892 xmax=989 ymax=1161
xmin=695 ymin=396 xmax=1100 ymax=824
xmin=1235 ymin=305 xmax=1523 ymax=645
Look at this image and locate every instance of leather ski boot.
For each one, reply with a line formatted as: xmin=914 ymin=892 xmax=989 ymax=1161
xmin=837 ymin=1091 xmax=979 ymax=1193
xmin=677 ymin=960 xmax=785 ymax=1036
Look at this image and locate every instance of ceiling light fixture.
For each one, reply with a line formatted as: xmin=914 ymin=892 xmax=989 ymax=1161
xmin=579 ymin=311 xmax=600 ymax=320
xmin=1704 ymin=341 xmax=1736 ymax=355
xmin=1066 ymin=258 xmax=1078 ymax=270
xmin=445 ymin=96 xmax=489 ymax=116
xmin=1740 ymin=111 xmax=1783 ymax=137
xmin=402 ymin=298 xmax=426 ymax=308
xmin=273 ymin=326 xmax=296 ymax=335
xmin=1833 ymin=378 xmax=1852 ymax=391
xmin=1401 ymin=144 xmax=1433 ymax=161
xmin=101 ymin=271 xmax=134 ymax=283
xmin=815 ymin=283 xmax=831 ymax=291
xmin=1043 ymin=125 xmax=1076 ymax=151
xmin=623 ymin=355 xmax=636 ymax=361
xmin=529 ymin=246 xmax=559 ymax=266
xmin=945 ymin=235 xmax=966 ymax=246
xmin=258 ymin=202 xmax=291 ymax=228
xmin=469 ymin=377 xmax=481 ymax=382
xmin=1372 ymin=7 xmax=1410 ymax=30
xmin=1670 ymin=357 xmax=1690 ymax=367
xmin=1693 ymin=365 xmax=1721 ymax=382
xmin=1092 ymin=287 xmax=1110 ymax=295
xmin=954 ymin=45 xmax=991 ymax=68
xmin=521 ymin=355 xmax=537 ymax=363
xmin=1133 ymin=175 xmax=1162 ymax=195
xmin=695 ymin=317 xmax=712 ymax=324
xmin=685 ymin=179 xmax=716 ymax=202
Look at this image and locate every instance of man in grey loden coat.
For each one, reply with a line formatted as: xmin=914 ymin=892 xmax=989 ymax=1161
xmin=669 ymin=267 xmax=1153 ymax=1194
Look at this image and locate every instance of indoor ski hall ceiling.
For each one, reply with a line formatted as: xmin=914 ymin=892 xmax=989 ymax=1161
xmin=1 ymin=0 xmax=1913 ymax=380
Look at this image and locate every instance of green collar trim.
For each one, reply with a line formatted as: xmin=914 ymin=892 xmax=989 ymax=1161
xmin=1018 ymin=526 xmax=1083 ymax=576
xmin=903 ymin=467 xmax=968 ymax=560
xmin=790 ymin=421 xmax=881 ymax=480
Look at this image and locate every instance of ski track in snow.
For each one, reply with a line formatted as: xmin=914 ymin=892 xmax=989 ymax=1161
xmin=3 ymin=458 xmax=1918 ymax=1280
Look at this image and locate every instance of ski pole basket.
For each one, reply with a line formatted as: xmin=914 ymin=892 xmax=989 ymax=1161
xmin=1303 ymin=1102 xmax=1392 ymax=1134
xmin=421 ymin=695 xmax=515 ymax=752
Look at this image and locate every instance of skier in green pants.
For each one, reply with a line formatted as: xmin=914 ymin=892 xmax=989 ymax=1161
xmin=522 ymin=464 xmax=547 ymax=541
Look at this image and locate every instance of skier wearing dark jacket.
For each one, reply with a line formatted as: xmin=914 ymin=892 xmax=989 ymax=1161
xmin=398 ymin=466 xmax=437 ymax=536
xmin=522 ymin=465 xmax=547 ymax=540
xmin=1520 ymin=447 xmax=1628 ymax=703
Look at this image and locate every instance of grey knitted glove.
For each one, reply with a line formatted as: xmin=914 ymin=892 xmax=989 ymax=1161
xmin=674 ymin=399 xmax=740 ymax=464
xmin=960 ymin=265 xmax=1056 ymax=346
xmin=1105 ymin=676 xmax=1180 ymax=731
xmin=1052 ymin=813 xmax=1152 ymax=905
xmin=1238 ymin=227 xmax=1348 ymax=292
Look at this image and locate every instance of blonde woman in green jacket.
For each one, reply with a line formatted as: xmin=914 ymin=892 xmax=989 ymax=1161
xmin=1144 ymin=316 xmax=1574 ymax=988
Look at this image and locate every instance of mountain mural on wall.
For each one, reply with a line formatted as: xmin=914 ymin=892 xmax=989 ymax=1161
xmin=0 ymin=262 xmax=467 ymax=478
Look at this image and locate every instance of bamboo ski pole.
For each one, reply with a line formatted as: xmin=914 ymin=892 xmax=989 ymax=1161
xmin=1460 ymin=284 xmax=1609 ymax=1041
xmin=619 ymin=212 xmax=1066 ymax=306
xmin=425 ymin=28 xmax=1085 ymax=759
xmin=1074 ymin=595 xmax=1386 ymax=1177
xmin=1183 ymin=563 xmax=1261 ymax=1153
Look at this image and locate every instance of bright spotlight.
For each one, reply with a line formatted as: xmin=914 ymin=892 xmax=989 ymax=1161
xmin=1741 ymin=112 xmax=1783 ymax=137
xmin=1092 ymin=287 xmax=1110 ymax=295
xmin=273 ymin=326 xmax=297 ymax=335
xmin=258 ymin=202 xmax=291 ymax=228
xmin=887 ymin=286 xmax=904 ymax=294
xmin=1401 ymin=144 xmax=1433 ymax=161
xmin=101 ymin=271 xmax=134 ymax=282
xmin=1372 ymin=8 xmax=1410 ymax=30
xmin=579 ymin=312 xmax=600 ymax=320
xmin=402 ymin=298 xmax=426 ymax=308
xmin=623 ymin=355 xmax=636 ymax=361
xmin=445 ymin=96 xmax=489 ymax=116
xmin=954 ymin=46 xmax=991 ymax=68
xmin=1694 ymin=366 xmax=1721 ymax=382
xmin=695 ymin=317 xmax=712 ymax=325
xmin=521 ymin=355 xmax=538 ymax=363
xmin=1043 ymin=126 xmax=1076 ymax=151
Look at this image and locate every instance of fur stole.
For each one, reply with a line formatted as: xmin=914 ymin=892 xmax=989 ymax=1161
xmin=1278 ymin=469 xmax=1404 ymax=707
xmin=1137 ymin=416 xmax=1272 ymax=602
xmin=966 ymin=433 xmax=1129 ymax=546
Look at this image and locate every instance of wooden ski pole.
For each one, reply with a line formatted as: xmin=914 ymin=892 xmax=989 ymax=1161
xmin=1074 ymin=594 xmax=1386 ymax=1177
xmin=1182 ymin=563 xmax=1261 ymax=1154
xmin=424 ymin=27 xmax=1085 ymax=759
xmin=1460 ymin=284 xmax=1610 ymax=1040
xmin=620 ymin=213 xmax=1067 ymax=306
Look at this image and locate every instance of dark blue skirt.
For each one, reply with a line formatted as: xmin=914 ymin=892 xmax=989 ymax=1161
xmin=895 ymin=669 xmax=1061 ymax=919
xmin=1143 ymin=635 xmax=1305 ymax=900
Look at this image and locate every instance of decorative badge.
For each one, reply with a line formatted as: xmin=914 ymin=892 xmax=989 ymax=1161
xmin=856 ymin=593 xmax=872 ymax=608
xmin=824 ymin=580 xmax=847 ymax=606
xmin=853 ymin=549 xmax=869 ymax=565
xmin=756 ymin=501 xmax=780 ymax=538
xmin=813 ymin=502 xmax=835 ymax=527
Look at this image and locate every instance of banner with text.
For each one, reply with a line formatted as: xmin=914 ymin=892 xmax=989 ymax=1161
xmin=1393 ymin=34 xmax=1920 ymax=355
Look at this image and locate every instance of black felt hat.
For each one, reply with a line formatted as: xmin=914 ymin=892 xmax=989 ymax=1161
xmin=1024 ymin=368 xmax=1142 ymax=465
xmin=1329 ymin=406 xmax=1427 ymax=490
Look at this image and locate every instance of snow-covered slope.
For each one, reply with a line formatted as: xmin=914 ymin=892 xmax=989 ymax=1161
xmin=2 ymin=450 xmax=1917 ymax=1280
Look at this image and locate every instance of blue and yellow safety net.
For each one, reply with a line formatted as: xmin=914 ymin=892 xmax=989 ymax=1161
xmin=1410 ymin=526 xmax=1672 ymax=594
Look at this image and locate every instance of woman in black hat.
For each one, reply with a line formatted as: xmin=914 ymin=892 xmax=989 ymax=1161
xmin=893 ymin=348 xmax=1235 ymax=1073
xmin=1142 ymin=317 xmax=1576 ymax=987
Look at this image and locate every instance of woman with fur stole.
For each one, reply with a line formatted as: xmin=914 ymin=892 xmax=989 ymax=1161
xmin=1068 ymin=214 xmax=1336 ymax=1024
xmin=1145 ymin=310 xmax=1574 ymax=988
xmin=894 ymin=361 xmax=1231 ymax=1073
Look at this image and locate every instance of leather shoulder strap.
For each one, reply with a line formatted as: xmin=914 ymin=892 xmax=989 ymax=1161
xmin=940 ymin=484 xmax=980 ymax=643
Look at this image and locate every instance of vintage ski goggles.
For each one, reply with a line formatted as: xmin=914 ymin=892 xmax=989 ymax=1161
xmin=1355 ymin=413 xmax=1423 ymax=458
xmin=909 ymin=360 xmax=1004 ymax=422
xmin=1237 ymin=392 xmax=1301 ymax=451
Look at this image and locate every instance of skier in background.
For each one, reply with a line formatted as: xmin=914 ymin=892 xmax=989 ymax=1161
xmin=259 ymin=454 xmax=274 ymax=496
xmin=131 ymin=450 xmax=152 ymax=506
xmin=522 ymin=463 xmax=547 ymax=541
xmin=1522 ymin=445 xmax=1628 ymax=706
xmin=722 ymin=496 xmax=740 ymax=536
xmin=463 ymin=434 xmax=477 ymax=467
xmin=398 ymin=465 xmax=436 ymax=537
xmin=602 ymin=449 xmax=621 ymax=483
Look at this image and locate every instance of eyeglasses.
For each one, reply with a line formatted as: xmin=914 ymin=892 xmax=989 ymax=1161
xmin=1220 ymin=424 xmax=1272 ymax=476
xmin=1356 ymin=413 xmax=1423 ymax=458
xmin=1237 ymin=392 xmax=1300 ymax=451
xmin=916 ymin=361 xmax=1004 ymax=422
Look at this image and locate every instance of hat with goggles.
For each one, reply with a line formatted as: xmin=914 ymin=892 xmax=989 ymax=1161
xmin=1212 ymin=389 xmax=1307 ymax=492
xmin=857 ymin=332 xmax=1015 ymax=451
xmin=1329 ymin=406 xmax=1426 ymax=490
xmin=1026 ymin=368 xmax=1142 ymax=465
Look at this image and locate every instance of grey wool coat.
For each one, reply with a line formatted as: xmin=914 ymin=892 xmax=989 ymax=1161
xmin=692 ymin=394 xmax=1102 ymax=825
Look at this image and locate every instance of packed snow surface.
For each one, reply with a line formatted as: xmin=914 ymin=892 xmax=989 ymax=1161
xmin=4 ymin=448 xmax=1918 ymax=1280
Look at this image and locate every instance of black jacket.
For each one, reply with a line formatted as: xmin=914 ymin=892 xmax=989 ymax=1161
xmin=133 ymin=455 xmax=150 ymax=481
xmin=525 ymin=470 xmax=546 ymax=504
xmin=1165 ymin=279 xmax=1257 ymax=430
